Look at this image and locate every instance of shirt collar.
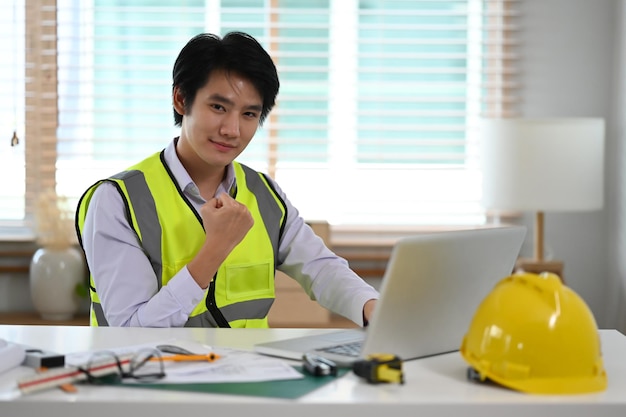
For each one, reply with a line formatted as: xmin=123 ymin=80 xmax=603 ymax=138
xmin=164 ymin=138 xmax=236 ymax=200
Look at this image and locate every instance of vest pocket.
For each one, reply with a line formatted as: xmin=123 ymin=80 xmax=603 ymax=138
xmin=223 ymin=261 xmax=274 ymax=302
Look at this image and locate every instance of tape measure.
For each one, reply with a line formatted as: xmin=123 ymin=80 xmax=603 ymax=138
xmin=352 ymin=353 xmax=404 ymax=384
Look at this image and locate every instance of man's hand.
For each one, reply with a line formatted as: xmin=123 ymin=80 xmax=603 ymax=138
xmin=201 ymin=192 xmax=254 ymax=251
xmin=188 ymin=193 xmax=254 ymax=288
xmin=363 ymin=299 xmax=377 ymax=326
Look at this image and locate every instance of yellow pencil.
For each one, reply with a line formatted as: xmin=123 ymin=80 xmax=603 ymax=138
xmin=150 ymin=353 xmax=220 ymax=363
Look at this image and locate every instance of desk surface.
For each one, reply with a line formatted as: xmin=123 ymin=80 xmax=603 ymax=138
xmin=0 ymin=326 xmax=625 ymax=417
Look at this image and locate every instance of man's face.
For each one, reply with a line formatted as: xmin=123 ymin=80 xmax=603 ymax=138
xmin=175 ymin=69 xmax=263 ymax=170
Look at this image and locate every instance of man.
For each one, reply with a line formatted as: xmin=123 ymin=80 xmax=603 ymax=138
xmin=76 ymin=32 xmax=378 ymax=328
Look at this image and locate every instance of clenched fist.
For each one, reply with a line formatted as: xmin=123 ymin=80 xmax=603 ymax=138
xmin=201 ymin=192 xmax=254 ymax=250
xmin=188 ymin=192 xmax=254 ymax=289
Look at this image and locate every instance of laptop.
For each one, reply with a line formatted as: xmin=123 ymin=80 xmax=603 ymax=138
xmin=254 ymin=226 xmax=526 ymax=366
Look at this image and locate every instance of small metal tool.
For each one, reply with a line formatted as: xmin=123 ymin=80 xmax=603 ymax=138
xmin=302 ymin=353 xmax=338 ymax=377
xmin=156 ymin=344 xmax=196 ymax=356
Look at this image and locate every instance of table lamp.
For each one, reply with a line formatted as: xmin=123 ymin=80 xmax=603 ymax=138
xmin=479 ymin=118 xmax=605 ymax=279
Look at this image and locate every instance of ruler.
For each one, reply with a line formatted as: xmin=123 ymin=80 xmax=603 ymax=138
xmin=17 ymin=353 xmax=134 ymax=394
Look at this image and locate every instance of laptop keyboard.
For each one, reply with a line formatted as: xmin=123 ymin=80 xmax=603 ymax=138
xmin=315 ymin=341 xmax=362 ymax=357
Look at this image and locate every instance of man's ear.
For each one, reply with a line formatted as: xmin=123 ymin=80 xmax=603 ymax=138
xmin=172 ymin=86 xmax=185 ymax=116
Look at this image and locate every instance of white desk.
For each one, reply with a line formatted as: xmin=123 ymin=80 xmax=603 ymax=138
xmin=0 ymin=326 xmax=625 ymax=417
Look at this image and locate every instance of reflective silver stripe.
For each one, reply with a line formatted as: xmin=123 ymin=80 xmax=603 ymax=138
xmin=185 ymin=298 xmax=274 ymax=327
xmin=185 ymin=312 xmax=218 ymax=328
xmin=112 ymin=170 xmax=163 ymax=289
xmin=241 ymin=165 xmax=282 ymax=262
xmin=92 ymin=302 xmax=109 ymax=326
xmin=221 ymin=298 xmax=274 ymax=321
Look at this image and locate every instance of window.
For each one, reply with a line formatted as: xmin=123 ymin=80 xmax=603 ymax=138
xmin=2 ymin=0 xmax=520 ymax=237
xmin=0 ymin=1 xmax=25 ymax=223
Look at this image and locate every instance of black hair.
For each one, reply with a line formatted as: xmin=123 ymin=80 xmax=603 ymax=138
xmin=172 ymin=32 xmax=279 ymax=126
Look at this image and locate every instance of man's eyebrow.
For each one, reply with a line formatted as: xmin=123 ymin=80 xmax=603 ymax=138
xmin=208 ymin=93 xmax=263 ymax=113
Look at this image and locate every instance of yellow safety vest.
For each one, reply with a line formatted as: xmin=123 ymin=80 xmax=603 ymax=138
xmin=76 ymin=150 xmax=287 ymax=328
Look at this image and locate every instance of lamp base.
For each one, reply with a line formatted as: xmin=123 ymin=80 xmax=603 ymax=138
xmin=514 ymin=258 xmax=564 ymax=282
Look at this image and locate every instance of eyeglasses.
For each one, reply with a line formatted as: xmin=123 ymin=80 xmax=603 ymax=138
xmin=80 ymin=348 xmax=166 ymax=384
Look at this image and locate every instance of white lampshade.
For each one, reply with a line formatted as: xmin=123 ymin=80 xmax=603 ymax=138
xmin=480 ymin=118 xmax=605 ymax=212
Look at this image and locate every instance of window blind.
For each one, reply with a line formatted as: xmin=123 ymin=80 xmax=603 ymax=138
xmin=2 ymin=0 xmax=521 ymax=234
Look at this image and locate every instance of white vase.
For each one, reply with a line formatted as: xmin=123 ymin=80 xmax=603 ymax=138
xmin=29 ymin=247 xmax=86 ymax=321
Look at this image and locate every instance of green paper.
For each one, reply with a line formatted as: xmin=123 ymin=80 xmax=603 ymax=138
xmin=114 ymin=366 xmax=350 ymax=399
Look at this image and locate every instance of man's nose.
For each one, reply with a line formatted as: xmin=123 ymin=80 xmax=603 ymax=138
xmin=220 ymin=113 xmax=240 ymax=137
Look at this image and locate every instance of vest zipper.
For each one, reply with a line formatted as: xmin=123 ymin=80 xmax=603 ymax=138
xmin=206 ymin=274 xmax=231 ymax=328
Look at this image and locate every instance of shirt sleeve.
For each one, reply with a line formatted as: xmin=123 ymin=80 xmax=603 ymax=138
xmin=271 ymin=179 xmax=380 ymax=327
xmin=81 ymin=182 xmax=206 ymax=327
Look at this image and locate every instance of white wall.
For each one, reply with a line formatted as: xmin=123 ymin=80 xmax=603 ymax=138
xmin=516 ymin=0 xmax=620 ymax=327
xmin=605 ymin=0 xmax=626 ymax=331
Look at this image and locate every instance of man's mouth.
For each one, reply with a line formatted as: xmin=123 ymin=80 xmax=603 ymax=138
xmin=210 ymin=139 xmax=236 ymax=151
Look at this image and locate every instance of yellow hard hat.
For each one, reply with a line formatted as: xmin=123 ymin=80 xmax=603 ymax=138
xmin=460 ymin=272 xmax=607 ymax=394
